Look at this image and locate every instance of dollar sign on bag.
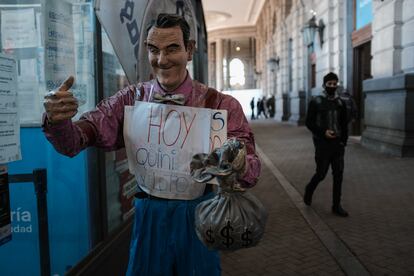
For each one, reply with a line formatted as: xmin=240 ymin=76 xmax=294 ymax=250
xmin=241 ymin=228 xmax=252 ymax=247
xmin=220 ymin=221 xmax=234 ymax=248
xmin=206 ymin=227 xmax=215 ymax=244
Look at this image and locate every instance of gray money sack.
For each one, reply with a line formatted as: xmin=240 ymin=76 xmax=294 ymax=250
xmin=191 ymin=139 xmax=268 ymax=250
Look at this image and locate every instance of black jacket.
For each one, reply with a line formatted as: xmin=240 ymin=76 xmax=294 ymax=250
xmin=305 ymin=94 xmax=348 ymax=146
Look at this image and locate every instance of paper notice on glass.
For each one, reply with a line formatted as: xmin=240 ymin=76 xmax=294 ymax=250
xmin=0 ymin=55 xmax=18 ymax=111
xmin=44 ymin=1 xmax=78 ymax=101
xmin=0 ymin=113 xmax=22 ymax=163
xmin=13 ymin=58 xmax=41 ymax=124
xmin=0 ymin=8 xmax=37 ymax=50
xmin=123 ymin=102 xmax=212 ymax=200
xmin=0 ymin=54 xmax=21 ymax=164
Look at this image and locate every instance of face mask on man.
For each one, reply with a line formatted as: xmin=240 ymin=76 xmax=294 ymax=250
xmin=325 ymin=86 xmax=337 ymax=96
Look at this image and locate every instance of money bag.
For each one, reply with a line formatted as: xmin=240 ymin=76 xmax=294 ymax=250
xmin=191 ymin=139 xmax=268 ymax=250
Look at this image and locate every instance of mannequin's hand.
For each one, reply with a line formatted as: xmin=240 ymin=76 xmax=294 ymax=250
xmin=43 ymin=76 xmax=78 ymax=124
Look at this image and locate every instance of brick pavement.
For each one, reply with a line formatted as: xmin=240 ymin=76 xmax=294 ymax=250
xmin=240 ymin=120 xmax=414 ymax=276
xmin=221 ymin=143 xmax=345 ymax=275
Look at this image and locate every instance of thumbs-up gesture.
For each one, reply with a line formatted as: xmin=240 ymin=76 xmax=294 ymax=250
xmin=44 ymin=76 xmax=78 ymax=124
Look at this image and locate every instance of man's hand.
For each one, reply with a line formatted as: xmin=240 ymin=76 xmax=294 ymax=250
xmin=44 ymin=76 xmax=78 ymax=124
xmin=325 ymin=129 xmax=336 ymax=139
xmin=190 ymin=139 xmax=247 ymax=191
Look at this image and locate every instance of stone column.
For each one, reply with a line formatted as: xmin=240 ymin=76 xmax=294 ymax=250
xmin=215 ymin=38 xmax=224 ymax=91
xmin=225 ymin=39 xmax=231 ymax=90
xmin=208 ymin=42 xmax=216 ymax=88
xmin=274 ymin=27 xmax=285 ymax=122
xmin=288 ymin=10 xmax=306 ymax=126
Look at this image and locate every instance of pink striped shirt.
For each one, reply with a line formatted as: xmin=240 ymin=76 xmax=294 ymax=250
xmin=43 ymin=74 xmax=260 ymax=188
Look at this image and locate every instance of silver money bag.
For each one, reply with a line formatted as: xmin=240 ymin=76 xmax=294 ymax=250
xmin=194 ymin=190 xmax=267 ymax=250
xmin=191 ymin=139 xmax=268 ymax=250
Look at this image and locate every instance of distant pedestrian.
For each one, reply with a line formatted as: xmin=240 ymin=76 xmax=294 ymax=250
xmin=257 ymin=97 xmax=267 ymax=119
xmin=256 ymin=98 xmax=262 ymax=118
xmin=261 ymin=97 xmax=268 ymax=118
xmin=250 ymin=97 xmax=255 ymax=120
xmin=266 ymin=96 xmax=275 ymax=118
xmin=304 ymin=72 xmax=349 ymax=217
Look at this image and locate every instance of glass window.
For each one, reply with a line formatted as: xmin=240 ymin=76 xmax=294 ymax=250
xmin=356 ymin=0 xmax=372 ymax=30
xmin=1 ymin=2 xmax=43 ymax=125
xmin=101 ymin=29 xmax=136 ymax=233
xmin=0 ymin=1 xmax=96 ymax=275
xmin=229 ymin=58 xmax=245 ymax=88
xmin=0 ymin=0 xmax=95 ymax=126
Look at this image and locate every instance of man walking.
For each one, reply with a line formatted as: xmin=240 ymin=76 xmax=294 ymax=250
xmin=304 ymin=72 xmax=349 ymax=217
xmin=250 ymin=97 xmax=255 ymax=120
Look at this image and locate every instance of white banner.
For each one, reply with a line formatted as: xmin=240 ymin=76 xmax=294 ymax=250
xmin=124 ymin=102 xmax=227 ymax=200
xmin=94 ymin=0 xmax=148 ymax=83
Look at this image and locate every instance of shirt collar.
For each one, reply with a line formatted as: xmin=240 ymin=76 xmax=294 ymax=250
xmin=153 ymin=71 xmax=193 ymax=99
xmin=322 ymin=90 xmax=339 ymax=100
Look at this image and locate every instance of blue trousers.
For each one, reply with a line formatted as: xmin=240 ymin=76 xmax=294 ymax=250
xmin=126 ymin=192 xmax=221 ymax=276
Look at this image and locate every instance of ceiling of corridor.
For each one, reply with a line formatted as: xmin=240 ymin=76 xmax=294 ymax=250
xmin=201 ymin=0 xmax=266 ymax=31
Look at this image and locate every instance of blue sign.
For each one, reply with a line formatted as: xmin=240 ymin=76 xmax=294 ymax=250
xmin=356 ymin=0 xmax=373 ymax=30
xmin=0 ymin=128 xmax=91 ymax=276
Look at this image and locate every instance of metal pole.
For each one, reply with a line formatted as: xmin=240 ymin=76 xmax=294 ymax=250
xmin=33 ymin=169 xmax=51 ymax=276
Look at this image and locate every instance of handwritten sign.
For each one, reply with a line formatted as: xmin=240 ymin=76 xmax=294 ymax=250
xmin=124 ymin=102 xmax=227 ymax=200
xmin=210 ymin=110 xmax=227 ymax=151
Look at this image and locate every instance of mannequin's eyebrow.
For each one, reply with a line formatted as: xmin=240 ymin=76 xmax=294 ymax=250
xmin=146 ymin=43 xmax=181 ymax=49
xmin=146 ymin=43 xmax=159 ymax=49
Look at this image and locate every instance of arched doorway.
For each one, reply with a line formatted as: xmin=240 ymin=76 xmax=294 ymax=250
xmin=229 ymin=58 xmax=245 ymax=89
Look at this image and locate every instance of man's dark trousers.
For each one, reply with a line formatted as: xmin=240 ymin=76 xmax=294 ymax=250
xmin=305 ymin=139 xmax=345 ymax=207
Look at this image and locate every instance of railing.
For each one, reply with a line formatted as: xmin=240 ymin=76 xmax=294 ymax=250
xmin=9 ymin=169 xmax=50 ymax=276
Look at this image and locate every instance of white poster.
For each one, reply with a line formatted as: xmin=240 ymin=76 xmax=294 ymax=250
xmin=0 ymin=54 xmax=21 ymax=163
xmin=124 ymin=102 xmax=227 ymax=200
xmin=15 ymin=58 xmax=40 ymax=124
xmin=44 ymin=1 xmax=76 ymax=98
xmin=0 ymin=9 xmax=37 ymax=50
xmin=72 ymin=3 xmax=95 ymax=112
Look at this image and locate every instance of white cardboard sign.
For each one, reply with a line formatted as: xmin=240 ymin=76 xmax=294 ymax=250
xmin=124 ymin=102 xmax=227 ymax=199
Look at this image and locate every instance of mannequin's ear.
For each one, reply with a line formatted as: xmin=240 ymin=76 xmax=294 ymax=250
xmin=187 ymin=40 xmax=196 ymax=61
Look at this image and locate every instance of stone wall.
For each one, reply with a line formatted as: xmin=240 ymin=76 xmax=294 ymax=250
xmin=254 ymin=0 xmax=350 ymax=124
xmin=206 ymin=0 xmax=413 ymax=156
xmin=361 ymin=0 xmax=414 ymax=157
